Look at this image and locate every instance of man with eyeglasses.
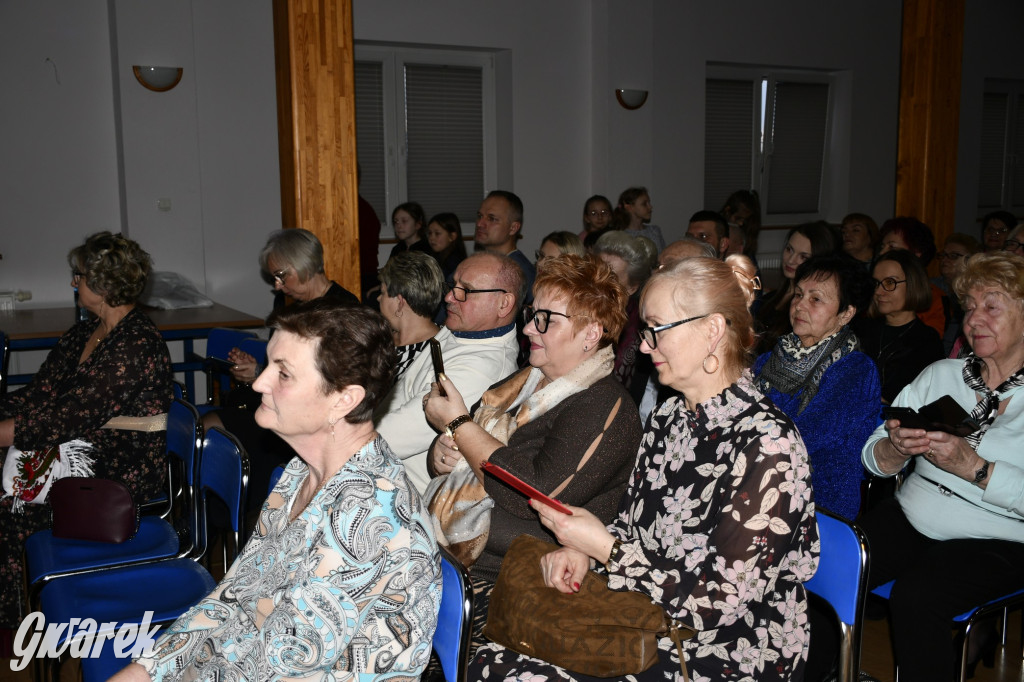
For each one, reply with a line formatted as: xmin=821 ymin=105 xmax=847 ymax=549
xmin=475 ymin=190 xmax=535 ymax=303
xmin=377 ymin=252 xmax=522 ymax=492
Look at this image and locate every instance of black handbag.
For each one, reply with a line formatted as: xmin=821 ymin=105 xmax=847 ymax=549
xmin=50 ymin=477 xmax=140 ymax=543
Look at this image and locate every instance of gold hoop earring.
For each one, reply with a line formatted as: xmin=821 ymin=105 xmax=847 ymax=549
xmin=702 ymin=353 xmax=720 ymax=374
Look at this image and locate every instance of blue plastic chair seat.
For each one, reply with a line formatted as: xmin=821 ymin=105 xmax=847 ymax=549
xmin=25 ymin=518 xmax=181 ymax=585
xmin=872 ymin=579 xmax=1024 ymax=622
xmin=39 ymin=559 xmax=216 ymax=638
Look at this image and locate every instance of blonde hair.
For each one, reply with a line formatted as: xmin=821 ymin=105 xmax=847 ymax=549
xmin=641 ymin=257 xmax=755 ymax=375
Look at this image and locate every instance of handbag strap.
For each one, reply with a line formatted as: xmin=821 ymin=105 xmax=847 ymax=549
xmin=547 ymin=396 xmax=624 ymax=499
xmin=668 ymin=619 xmax=692 ymax=682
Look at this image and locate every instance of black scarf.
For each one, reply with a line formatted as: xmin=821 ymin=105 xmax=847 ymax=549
xmin=961 ymin=352 xmax=1024 ymax=449
xmin=755 ymin=327 xmax=859 ymax=414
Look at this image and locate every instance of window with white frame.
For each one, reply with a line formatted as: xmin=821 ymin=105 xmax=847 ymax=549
xmin=977 ymin=80 xmax=1024 ymax=215
xmin=354 ymin=46 xmax=498 ymax=230
xmin=704 ymin=66 xmax=836 ymax=222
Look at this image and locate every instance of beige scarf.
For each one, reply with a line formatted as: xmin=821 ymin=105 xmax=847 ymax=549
xmin=426 ymin=345 xmax=614 ymax=566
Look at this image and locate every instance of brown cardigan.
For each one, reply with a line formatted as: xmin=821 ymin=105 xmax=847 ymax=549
xmin=472 ymin=374 xmax=643 ymax=582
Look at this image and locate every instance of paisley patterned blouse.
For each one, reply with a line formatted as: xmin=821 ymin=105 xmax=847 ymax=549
xmin=471 ymin=372 xmax=820 ymax=682
xmin=135 ymin=437 xmax=442 ymax=681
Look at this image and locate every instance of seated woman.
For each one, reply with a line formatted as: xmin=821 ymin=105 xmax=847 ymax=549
xmin=373 ymin=251 xmax=449 ymax=492
xmin=207 ymin=228 xmax=359 ymax=507
xmin=754 ymin=221 xmax=837 ymax=354
xmin=115 ymin=300 xmax=442 ymax=681
xmin=423 ymin=254 xmax=643 ymax=640
xmin=0 ymin=231 xmax=171 ymax=629
xmin=877 ymin=216 xmax=945 ymax=337
xmin=858 ymin=251 xmax=1024 ymax=681
xmin=839 ymin=212 xmax=879 ymax=267
xmin=426 ymin=211 xmax=467 ymax=280
xmin=755 ymin=255 xmax=879 ymax=520
xmin=389 ymin=201 xmax=432 ymax=259
xmin=720 ymin=188 xmax=762 ymax=261
xmin=591 ymin=230 xmax=658 ymax=405
xmin=980 ymin=209 xmax=1018 ymax=252
xmin=579 ymin=194 xmax=613 ymax=244
xmin=933 ymin=233 xmax=981 ymax=355
xmin=611 ymin=186 xmax=665 ymax=251
xmin=535 ymin=230 xmax=585 ymax=267
xmin=471 ymin=257 xmax=819 ymax=682
xmin=853 ymin=250 xmax=945 ymax=404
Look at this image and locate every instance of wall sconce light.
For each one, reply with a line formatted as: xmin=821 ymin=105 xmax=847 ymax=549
xmin=132 ymin=65 xmax=183 ymax=92
xmin=615 ymin=88 xmax=648 ymax=110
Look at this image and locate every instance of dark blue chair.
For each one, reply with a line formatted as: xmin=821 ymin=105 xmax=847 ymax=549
xmin=187 ymin=327 xmax=257 ymax=405
xmin=871 ymin=579 xmax=1024 ymax=680
xmin=804 ymin=509 xmax=870 ymax=682
xmin=24 ymin=399 xmax=202 ymax=613
xmin=435 ymin=545 xmax=473 ymax=682
xmin=39 ymin=426 xmax=248 ymax=682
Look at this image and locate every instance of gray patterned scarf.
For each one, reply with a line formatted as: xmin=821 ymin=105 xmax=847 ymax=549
xmin=755 ymin=327 xmax=859 ymax=414
xmin=961 ymin=352 xmax=1024 ymax=449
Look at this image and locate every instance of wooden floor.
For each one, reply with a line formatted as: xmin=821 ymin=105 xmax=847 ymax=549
xmin=859 ymin=610 xmax=1024 ymax=682
xmin=2 ymin=607 xmax=1022 ymax=681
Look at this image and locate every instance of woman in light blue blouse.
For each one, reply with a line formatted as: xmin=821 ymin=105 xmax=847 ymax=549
xmin=858 ymin=251 xmax=1024 ymax=681
xmin=114 ymin=300 xmax=442 ymax=681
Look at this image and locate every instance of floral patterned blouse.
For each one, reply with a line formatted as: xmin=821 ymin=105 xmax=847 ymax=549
xmin=0 ymin=307 xmax=172 ymax=500
xmin=471 ymin=372 xmax=820 ymax=682
xmin=135 ymin=437 xmax=443 ymax=681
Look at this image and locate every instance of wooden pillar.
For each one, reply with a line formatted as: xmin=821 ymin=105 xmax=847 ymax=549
xmin=272 ymin=0 xmax=360 ymax=297
xmin=894 ymin=0 xmax=965 ymax=252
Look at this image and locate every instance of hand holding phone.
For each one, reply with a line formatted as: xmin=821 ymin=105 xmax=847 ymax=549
xmin=480 ymin=461 xmax=572 ymax=514
xmin=429 ymin=338 xmax=447 ymax=397
xmin=882 ymin=395 xmax=979 ymax=437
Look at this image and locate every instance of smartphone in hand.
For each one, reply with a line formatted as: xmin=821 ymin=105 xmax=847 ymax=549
xmin=882 ymin=395 xmax=979 ymax=437
xmin=480 ymin=461 xmax=572 ymax=514
xmin=429 ymin=338 xmax=447 ymax=397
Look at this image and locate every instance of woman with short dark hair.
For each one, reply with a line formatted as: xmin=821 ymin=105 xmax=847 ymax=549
xmin=755 ymin=254 xmax=881 ymax=519
xmin=853 ymin=250 xmax=945 ymax=405
xmin=0 ymin=231 xmax=172 ymax=628
xmin=116 ymin=300 xmax=442 ymax=681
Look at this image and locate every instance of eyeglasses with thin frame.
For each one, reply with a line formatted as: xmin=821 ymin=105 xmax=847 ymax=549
xmin=445 ymin=283 xmax=508 ymax=302
xmin=937 ymin=251 xmax=966 ymax=261
xmin=271 ymin=268 xmax=290 ymax=285
xmin=639 ymin=314 xmax=709 ymax=349
xmin=587 ymin=209 xmax=610 ymax=218
xmin=522 ymin=305 xmax=573 ymax=334
xmin=873 ymin=277 xmax=906 ymax=292
xmin=71 ymin=270 xmax=85 ymax=286
xmin=984 ymin=224 xmax=1009 ymax=236
xmin=1003 ymin=240 xmax=1022 ymax=252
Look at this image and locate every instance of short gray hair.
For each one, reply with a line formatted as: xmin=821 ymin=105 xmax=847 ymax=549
xmin=592 ymin=230 xmax=658 ymax=289
xmin=259 ymin=229 xmax=324 ymax=283
xmin=379 ymin=251 xmax=445 ymax=319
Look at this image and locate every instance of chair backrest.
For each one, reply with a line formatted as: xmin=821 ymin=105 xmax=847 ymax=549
xmin=196 ymin=426 xmax=249 ymax=563
xmin=435 ymin=545 xmax=474 ymax=682
xmin=0 ymin=329 xmax=9 ymax=394
xmin=238 ymin=337 xmax=269 ymax=367
xmin=803 ymin=509 xmax=869 ymax=682
xmin=151 ymin=399 xmax=202 ymax=534
xmin=205 ymin=327 xmax=257 ymax=360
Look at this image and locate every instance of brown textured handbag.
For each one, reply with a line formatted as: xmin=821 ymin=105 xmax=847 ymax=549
xmin=49 ymin=477 xmax=139 ymax=543
xmin=484 ymin=534 xmax=694 ymax=680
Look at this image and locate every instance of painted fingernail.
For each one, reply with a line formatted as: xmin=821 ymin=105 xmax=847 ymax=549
xmin=573 ymin=582 xmax=580 ymax=591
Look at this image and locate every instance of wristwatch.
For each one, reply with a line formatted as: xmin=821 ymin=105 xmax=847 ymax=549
xmin=973 ymin=459 xmax=991 ymax=486
xmin=605 ymin=539 xmax=624 ymax=570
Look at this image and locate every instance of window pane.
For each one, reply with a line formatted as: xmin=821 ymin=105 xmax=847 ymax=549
xmin=704 ymin=79 xmax=756 ymax=211
xmin=766 ymin=81 xmax=829 ymax=215
xmin=405 ymin=63 xmax=483 ymax=221
xmin=354 ymin=61 xmax=386 ymax=220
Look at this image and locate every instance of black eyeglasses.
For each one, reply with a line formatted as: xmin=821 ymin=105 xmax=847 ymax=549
xmin=522 ymin=306 xmax=572 ymax=333
xmin=984 ymin=225 xmax=1009 ymax=236
xmin=1003 ymin=240 xmax=1022 ymax=252
xmin=873 ymin=277 xmax=906 ymax=292
xmin=639 ymin=314 xmax=709 ymax=349
xmin=445 ymin=283 xmax=508 ymax=302
xmin=937 ymin=251 xmax=966 ymax=261
xmin=271 ymin=268 xmax=290 ymax=285
xmin=71 ymin=270 xmax=85 ymax=285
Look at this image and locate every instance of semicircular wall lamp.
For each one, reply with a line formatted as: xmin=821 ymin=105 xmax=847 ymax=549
xmin=132 ymin=65 xmax=183 ymax=92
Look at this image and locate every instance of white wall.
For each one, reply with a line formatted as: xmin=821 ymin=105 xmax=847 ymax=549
xmin=0 ymin=0 xmax=279 ymax=318
xmin=955 ymin=0 xmax=1024 ymax=236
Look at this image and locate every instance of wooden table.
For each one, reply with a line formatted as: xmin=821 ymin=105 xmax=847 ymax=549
xmin=1 ymin=303 xmax=264 ymax=399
